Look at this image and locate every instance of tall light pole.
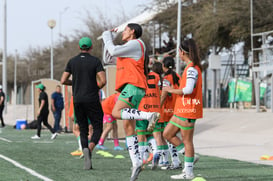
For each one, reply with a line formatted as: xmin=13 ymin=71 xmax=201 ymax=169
xmin=48 ymin=19 xmax=56 ymax=80
xmin=2 ymin=0 xmax=7 ymax=112
xmin=14 ymin=50 xmax=17 ymax=105
xmin=176 ymin=0 xmax=182 ymax=75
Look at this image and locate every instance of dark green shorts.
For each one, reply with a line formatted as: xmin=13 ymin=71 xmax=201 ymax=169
xmin=170 ymin=115 xmax=196 ymax=130
xmin=136 ymin=120 xmax=165 ymax=133
xmin=119 ymin=84 xmax=145 ymax=109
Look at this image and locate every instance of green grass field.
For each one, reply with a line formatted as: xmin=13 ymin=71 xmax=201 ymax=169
xmin=1 ymin=126 xmax=273 ymax=181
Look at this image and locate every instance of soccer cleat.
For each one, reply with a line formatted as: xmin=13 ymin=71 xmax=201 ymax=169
xmin=147 ymin=112 xmax=160 ymax=132
xmin=83 ymin=148 xmax=92 ymax=170
xmin=161 ymin=163 xmax=182 ymax=170
xmin=96 ymin=145 xmax=108 ymax=150
xmin=151 ymin=153 xmax=160 ymax=170
xmin=51 ymin=133 xmax=58 ymax=140
xmin=130 ymin=165 xmax=142 ymax=181
xmin=159 ymin=161 xmax=170 ymax=167
xmin=70 ymin=149 xmax=83 ymax=156
xmin=114 ymin=146 xmax=124 ymax=151
xmin=171 ymin=172 xmax=194 ymax=180
xmin=79 ymin=153 xmax=84 ymax=159
xmin=31 ymin=135 xmax=40 ymax=139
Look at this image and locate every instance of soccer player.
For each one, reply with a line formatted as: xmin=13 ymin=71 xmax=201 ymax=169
xmin=96 ymin=93 xmax=124 ymax=151
xmin=136 ymin=62 xmax=166 ymax=169
xmin=163 ymin=39 xmax=203 ymax=179
xmin=160 ymin=56 xmax=182 ymax=169
xmin=102 ymin=23 xmax=160 ymax=181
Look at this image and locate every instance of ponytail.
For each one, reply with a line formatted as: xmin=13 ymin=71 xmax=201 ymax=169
xmin=144 ymin=51 xmax=150 ymax=77
xmin=163 ymin=56 xmax=180 ymax=86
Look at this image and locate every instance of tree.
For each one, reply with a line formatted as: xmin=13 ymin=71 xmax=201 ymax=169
xmin=152 ymin=0 xmax=273 ymax=60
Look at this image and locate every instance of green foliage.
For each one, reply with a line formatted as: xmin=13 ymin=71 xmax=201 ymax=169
xmin=153 ymin=0 xmax=273 ymax=58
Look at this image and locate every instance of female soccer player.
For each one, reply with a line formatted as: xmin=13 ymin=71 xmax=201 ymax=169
xmin=96 ymin=93 xmax=124 ymax=151
xmin=160 ymin=57 xmax=182 ymax=169
xmin=102 ymin=23 xmax=160 ymax=181
xmin=163 ymin=39 xmax=203 ymax=179
xmin=136 ymin=62 xmax=164 ymax=168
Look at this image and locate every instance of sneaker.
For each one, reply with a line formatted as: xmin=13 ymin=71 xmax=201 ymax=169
xmin=171 ymin=172 xmax=194 ymax=180
xmin=114 ymin=146 xmax=124 ymax=151
xmin=96 ymin=145 xmax=108 ymax=150
xmin=161 ymin=163 xmax=182 ymax=170
xmin=70 ymin=149 xmax=83 ymax=156
xmin=147 ymin=112 xmax=160 ymax=132
xmin=130 ymin=165 xmax=142 ymax=181
xmin=31 ymin=135 xmax=40 ymax=139
xmin=51 ymin=133 xmax=58 ymax=140
xmin=151 ymin=153 xmax=160 ymax=170
xmin=83 ymin=148 xmax=92 ymax=170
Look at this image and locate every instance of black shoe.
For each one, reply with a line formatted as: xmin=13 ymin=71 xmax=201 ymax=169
xmin=83 ymin=148 xmax=92 ymax=170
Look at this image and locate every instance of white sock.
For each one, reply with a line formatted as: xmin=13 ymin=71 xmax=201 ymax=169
xmin=139 ymin=145 xmax=146 ymax=161
xmin=126 ymin=135 xmax=142 ymax=167
xmin=148 ymin=137 xmax=157 ymax=156
xmin=77 ymin=136 xmax=82 ymax=151
xmin=143 ymin=146 xmax=149 ymax=161
xmin=159 ymin=150 xmax=163 ymax=163
xmin=121 ymin=108 xmax=153 ymax=120
xmin=168 ymin=142 xmax=181 ymax=166
xmin=163 ymin=149 xmax=170 ymax=163
xmin=184 ymin=161 xmax=194 ymax=175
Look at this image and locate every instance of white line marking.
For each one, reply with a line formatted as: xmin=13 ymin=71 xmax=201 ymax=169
xmin=0 ymin=137 xmax=12 ymax=142
xmin=33 ymin=141 xmax=53 ymax=144
xmin=0 ymin=154 xmax=53 ymax=181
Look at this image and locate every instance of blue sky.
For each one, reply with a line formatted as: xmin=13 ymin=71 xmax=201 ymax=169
xmin=0 ymin=0 xmax=152 ymax=56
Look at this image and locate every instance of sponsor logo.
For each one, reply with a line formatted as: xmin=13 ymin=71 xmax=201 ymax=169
xmin=144 ymin=93 xmax=157 ymax=98
xmin=176 ymin=108 xmax=197 ymax=113
xmin=143 ymin=104 xmax=160 ymax=109
xmin=181 ymin=96 xmax=201 ymax=106
xmin=164 ymin=108 xmax=173 ymax=113
xmin=117 ymin=67 xmax=125 ymax=71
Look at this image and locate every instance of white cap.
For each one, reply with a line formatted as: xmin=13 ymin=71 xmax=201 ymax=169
xmin=0 ymin=85 xmax=2 ymax=89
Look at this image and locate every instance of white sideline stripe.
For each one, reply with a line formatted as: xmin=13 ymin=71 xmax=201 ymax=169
xmin=0 ymin=154 xmax=53 ymax=181
xmin=33 ymin=141 xmax=53 ymax=144
xmin=0 ymin=137 xmax=12 ymax=142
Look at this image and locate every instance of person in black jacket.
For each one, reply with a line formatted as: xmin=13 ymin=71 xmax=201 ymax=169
xmin=31 ymin=83 xmax=57 ymax=140
xmin=0 ymin=85 xmax=5 ymax=127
